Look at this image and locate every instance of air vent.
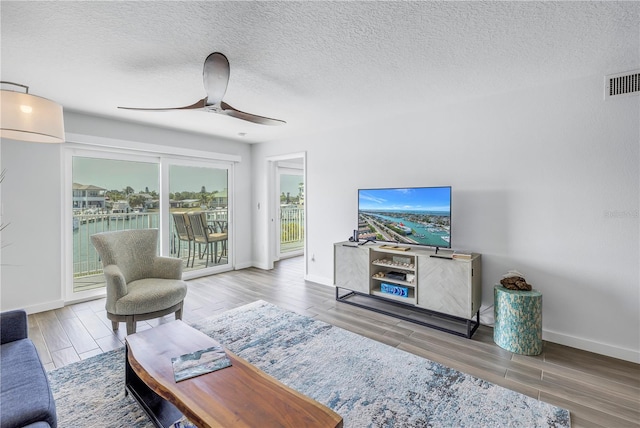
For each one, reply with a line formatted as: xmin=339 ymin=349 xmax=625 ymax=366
xmin=605 ymin=70 xmax=640 ymax=100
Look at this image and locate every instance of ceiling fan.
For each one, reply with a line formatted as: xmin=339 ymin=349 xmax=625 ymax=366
xmin=118 ymin=52 xmax=285 ymax=126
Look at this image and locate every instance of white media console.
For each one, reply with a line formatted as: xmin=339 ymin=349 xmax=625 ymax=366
xmin=333 ymin=241 xmax=482 ymax=338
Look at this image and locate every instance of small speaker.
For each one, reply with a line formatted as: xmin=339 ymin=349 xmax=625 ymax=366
xmin=386 ymin=271 xmax=407 ymax=281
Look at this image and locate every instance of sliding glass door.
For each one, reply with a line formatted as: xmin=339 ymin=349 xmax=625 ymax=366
xmin=67 ymin=149 xmax=233 ymax=300
xmin=71 ymin=155 xmax=160 ymax=293
xmin=168 ymin=163 xmax=230 ymax=275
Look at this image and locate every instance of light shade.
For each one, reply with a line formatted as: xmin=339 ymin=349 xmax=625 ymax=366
xmin=0 ymin=89 xmax=65 ymax=143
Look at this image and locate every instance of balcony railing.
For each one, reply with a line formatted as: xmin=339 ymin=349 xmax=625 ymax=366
xmin=73 ymin=212 xmax=158 ymax=281
xmin=72 ymin=207 xmax=303 ymax=291
xmin=280 ymin=205 xmax=304 ymax=253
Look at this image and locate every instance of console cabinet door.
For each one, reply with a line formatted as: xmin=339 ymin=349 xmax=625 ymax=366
xmin=417 ymin=258 xmax=472 ymax=319
xmin=334 ymin=244 xmax=370 ymax=294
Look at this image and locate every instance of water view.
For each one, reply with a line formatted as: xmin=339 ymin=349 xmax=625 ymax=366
xmin=359 ymin=211 xmax=450 ymax=247
xmin=73 ymin=213 xmax=160 ymax=277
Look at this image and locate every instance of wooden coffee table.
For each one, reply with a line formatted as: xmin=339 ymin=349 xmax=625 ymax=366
xmin=125 ymin=320 xmax=343 ymax=428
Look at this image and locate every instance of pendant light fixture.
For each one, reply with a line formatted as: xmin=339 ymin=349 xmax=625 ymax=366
xmin=0 ymin=81 xmax=65 ymax=143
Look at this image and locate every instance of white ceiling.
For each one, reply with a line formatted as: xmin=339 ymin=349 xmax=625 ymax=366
xmin=1 ymin=1 xmax=638 ymax=144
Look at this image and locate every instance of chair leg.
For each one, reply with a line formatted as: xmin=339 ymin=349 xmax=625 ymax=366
xmin=111 ymin=321 xmax=119 ymax=331
xmin=126 ymin=317 xmax=136 ymax=335
xmin=204 ymin=243 xmax=210 ymax=267
xmin=217 ymin=240 xmax=227 ymax=263
xmin=175 ymin=302 xmax=184 ymax=320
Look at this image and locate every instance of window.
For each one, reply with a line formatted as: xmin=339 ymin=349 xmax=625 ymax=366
xmin=72 ymin=156 xmax=160 ymax=293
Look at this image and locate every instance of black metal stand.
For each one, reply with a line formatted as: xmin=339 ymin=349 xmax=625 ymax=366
xmin=358 ymin=238 xmax=376 ymax=245
xmin=125 ymin=344 xmax=183 ymax=428
xmin=336 ymin=287 xmax=480 ymax=339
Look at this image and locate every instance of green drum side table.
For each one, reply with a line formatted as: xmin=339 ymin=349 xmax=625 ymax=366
xmin=493 ymin=285 xmax=542 ymax=355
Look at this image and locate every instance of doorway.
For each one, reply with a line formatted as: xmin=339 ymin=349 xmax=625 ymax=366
xmin=267 ymin=153 xmax=306 ymax=268
xmin=277 ymin=164 xmax=304 ymax=259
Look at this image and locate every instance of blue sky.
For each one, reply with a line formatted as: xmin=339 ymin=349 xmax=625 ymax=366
xmin=73 ymin=158 xmax=158 ymax=191
xmin=72 ymin=158 xmax=227 ymax=193
xmin=73 ymin=157 xmax=302 ymax=196
xmin=280 ymin=173 xmax=303 ymax=196
xmin=358 ymin=187 xmax=451 ymax=212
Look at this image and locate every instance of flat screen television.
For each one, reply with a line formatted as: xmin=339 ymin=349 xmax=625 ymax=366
xmin=358 ymin=186 xmax=451 ymax=248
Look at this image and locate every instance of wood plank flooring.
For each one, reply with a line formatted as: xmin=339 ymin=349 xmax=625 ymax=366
xmin=29 ymin=257 xmax=639 ymax=427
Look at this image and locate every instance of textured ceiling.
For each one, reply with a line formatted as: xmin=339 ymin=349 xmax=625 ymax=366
xmin=1 ymin=1 xmax=638 ymax=143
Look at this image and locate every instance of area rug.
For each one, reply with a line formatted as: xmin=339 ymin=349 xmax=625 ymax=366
xmin=48 ymin=300 xmax=570 ymax=427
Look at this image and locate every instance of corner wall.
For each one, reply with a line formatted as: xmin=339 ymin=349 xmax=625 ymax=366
xmin=252 ymin=74 xmax=640 ymax=362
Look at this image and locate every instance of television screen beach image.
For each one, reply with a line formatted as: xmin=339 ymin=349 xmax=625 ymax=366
xmin=358 ymin=187 xmax=451 ymax=248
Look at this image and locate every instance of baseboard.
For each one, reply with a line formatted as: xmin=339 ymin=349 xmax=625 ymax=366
xmin=21 ymin=300 xmax=65 ymax=315
xmin=542 ymin=329 xmax=639 ymax=364
xmin=325 ymin=287 xmax=638 ymax=363
xmin=476 ymin=303 xmax=637 ymax=363
xmin=234 ymin=261 xmax=254 ymax=270
xmin=304 ymin=274 xmax=333 ymax=287
xmin=479 ymin=304 xmax=495 ymax=326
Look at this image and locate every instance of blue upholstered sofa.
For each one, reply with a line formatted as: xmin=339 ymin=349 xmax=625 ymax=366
xmin=0 ymin=310 xmax=57 ymax=428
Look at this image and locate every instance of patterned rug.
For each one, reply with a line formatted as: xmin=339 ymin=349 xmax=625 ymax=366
xmin=48 ymin=300 xmax=570 ymax=427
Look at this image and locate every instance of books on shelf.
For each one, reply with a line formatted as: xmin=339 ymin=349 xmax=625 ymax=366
xmin=171 ymin=344 xmax=232 ymax=382
xmin=380 ymin=282 xmax=409 ymax=298
xmin=452 ymin=250 xmax=473 ymax=259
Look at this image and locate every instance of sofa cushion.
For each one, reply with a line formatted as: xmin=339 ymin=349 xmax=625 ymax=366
xmin=0 ymin=339 xmax=57 ymax=428
xmin=0 ymin=310 xmax=28 ymax=345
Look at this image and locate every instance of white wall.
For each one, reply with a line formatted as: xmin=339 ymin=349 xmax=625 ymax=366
xmin=252 ymin=74 xmax=640 ymax=363
xmin=0 ymin=111 xmax=253 ymax=313
xmin=1 ymin=141 xmax=64 ymax=311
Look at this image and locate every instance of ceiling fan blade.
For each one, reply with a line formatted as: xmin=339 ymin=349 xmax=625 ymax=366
xmin=220 ymin=101 xmax=286 ymax=126
xmin=203 ymin=52 xmax=230 ymax=105
xmin=118 ymin=53 xmax=285 ymax=126
xmin=118 ymin=98 xmax=207 ymax=111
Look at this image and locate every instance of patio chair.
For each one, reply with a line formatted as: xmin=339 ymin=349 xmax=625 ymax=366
xmin=90 ymin=229 xmax=188 ymax=335
xmin=212 ymin=219 xmax=228 ymax=261
xmin=188 ymin=212 xmax=228 ymax=267
xmin=172 ymin=212 xmax=194 ymax=267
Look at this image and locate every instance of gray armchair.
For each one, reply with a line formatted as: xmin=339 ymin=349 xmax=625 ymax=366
xmin=90 ymin=229 xmax=188 ymax=335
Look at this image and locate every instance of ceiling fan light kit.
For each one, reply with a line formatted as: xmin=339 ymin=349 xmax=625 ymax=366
xmin=0 ymin=81 xmax=65 ymax=143
xmin=119 ymin=52 xmax=286 ymax=126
